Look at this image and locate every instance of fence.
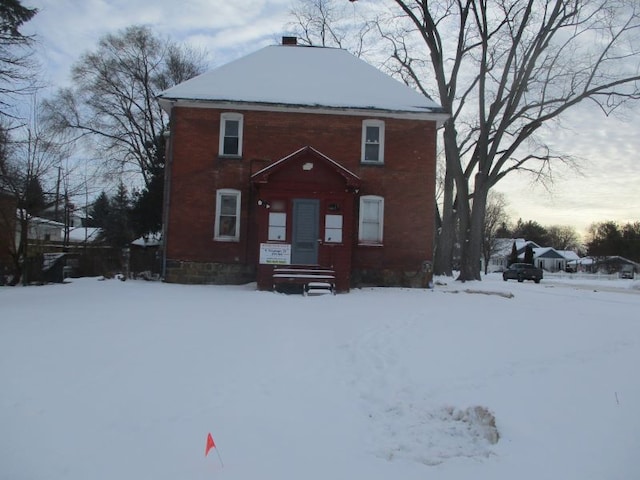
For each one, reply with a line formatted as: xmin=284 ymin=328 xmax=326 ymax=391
xmin=545 ymin=272 xmax=627 ymax=281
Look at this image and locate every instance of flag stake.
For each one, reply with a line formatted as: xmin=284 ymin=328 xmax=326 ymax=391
xmin=215 ymin=447 xmax=224 ymax=468
xmin=205 ymin=433 xmax=224 ymax=468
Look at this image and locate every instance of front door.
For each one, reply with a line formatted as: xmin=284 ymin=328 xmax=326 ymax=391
xmin=291 ymin=199 xmax=319 ymax=265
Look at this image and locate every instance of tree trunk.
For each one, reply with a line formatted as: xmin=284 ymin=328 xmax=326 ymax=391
xmin=458 ymin=173 xmax=489 ymax=282
xmin=434 ymin=121 xmax=466 ymax=277
xmin=433 ymin=167 xmax=454 ymax=276
xmin=10 ymin=216 xmax=28 ymax=286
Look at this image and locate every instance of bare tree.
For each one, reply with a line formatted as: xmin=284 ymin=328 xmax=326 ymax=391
xmin=546 ymin=224 xmax=582 ymax=251
xmin=482 ymin=191 xmax=510 ymax=274
xmin=348 ymin=0 xmax=640 ymax=280
xmin=289 ymin=0 xmax=377 ymax=56
xmin=42 ymin=25 xmax=208 ymax=187
xmin=0 ymin=0 xmax=38 ymax=117
xmin=0 ymin=101 xmax=67 ymax=284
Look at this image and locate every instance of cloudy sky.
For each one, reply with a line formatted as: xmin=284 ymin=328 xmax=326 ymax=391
xmin=21 ymin=0 xmax=640 ymax=238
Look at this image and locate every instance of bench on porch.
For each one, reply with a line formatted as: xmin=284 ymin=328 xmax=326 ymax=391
xmin=272 ymin=266 xmax=336 ymax=295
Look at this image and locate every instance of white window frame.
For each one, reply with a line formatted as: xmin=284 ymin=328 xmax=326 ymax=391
xmin=268 ymin=212 xmax=287 ymax=241
xmin=358 ymin=195 xmax=384 ymax=244
xmin=218 ymin=113 xmax=244 ymax=157
xmin=214 ymin=189 xmax=241 ymax=241
xmin=324 ymin=214 xmax=343 ymax=243
xmin=361 ymin=119 xmax=385 ymax=164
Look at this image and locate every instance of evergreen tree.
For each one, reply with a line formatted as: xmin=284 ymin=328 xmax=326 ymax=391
xmin=0 ymin=0 xmax=37 ymax=37
xmin=512 ymin=219 xmax=550 ymax=246
xmin=508 ymin=242 xmax=518 ymax=267
xmin=524 ymin=244 xmax=534 ymax=265
xmin=21 ymin=175 xmax=44 ymax=215
xmin=0 ymin=0 xmax=38 ymax=115
xmin=621 ymin=222 xmax=640 ymax=263
xmin=130 ymin=134 xmax=166 ymax=237
xmin=587 ymin=221 xmax=624 ymax=259
xmin=130 ymin=167 xmax=163 ymax=238
xmin=89 ymin=191 xmax=110 ymax=228
xmin=495 ymin=221 xmax=511 ymax=239
xmin=98 ymin=184 xmax=134 ymax=248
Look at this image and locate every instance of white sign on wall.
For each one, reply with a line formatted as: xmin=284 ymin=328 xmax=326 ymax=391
xmin=325 ymin=214 xmax=343 ymax=243
xmin=268 ymin=212 xmax=287 ymax=241
xmin=259 ymin=243 xmax=291 ymax=265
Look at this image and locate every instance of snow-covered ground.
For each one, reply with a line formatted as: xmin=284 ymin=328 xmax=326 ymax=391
xmin=1 ymin=274 xmax=639 ymax=480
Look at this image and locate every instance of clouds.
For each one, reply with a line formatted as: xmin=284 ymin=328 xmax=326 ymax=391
xmin=497 ymin=102 xmax=640 ymax=235
xmin=24 ymin=0 xmax=293 ymax=86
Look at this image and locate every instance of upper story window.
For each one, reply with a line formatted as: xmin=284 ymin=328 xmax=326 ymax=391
xmin=359 ymin=195 xmax=384 ymax=244
xmin=361 ymin=119 xmax=385 ymax=164
xmin=219 ymin=113 xmax=243 ymax=157
xmin=214 ymin=189 xmax=241 ymax=241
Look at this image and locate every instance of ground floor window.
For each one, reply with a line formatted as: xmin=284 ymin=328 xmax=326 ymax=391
xmin=359 ymin=195 xmax=384 ymax=244
xmin=215 ymin=189 xmax=241 ymax=241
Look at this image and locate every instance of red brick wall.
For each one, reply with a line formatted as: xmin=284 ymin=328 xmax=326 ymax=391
xmin=165 ymin=107 xmax=437 ymax=285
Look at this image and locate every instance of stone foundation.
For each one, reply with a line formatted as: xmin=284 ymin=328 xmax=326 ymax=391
xmin=164 ymin=259 xmax=255 ymax=285
xmin=164 ymin=260 xmax=433 ymax=290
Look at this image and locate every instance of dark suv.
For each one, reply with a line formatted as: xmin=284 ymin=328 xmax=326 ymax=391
xmin=502 ymin=263 xmax=543 ymax=283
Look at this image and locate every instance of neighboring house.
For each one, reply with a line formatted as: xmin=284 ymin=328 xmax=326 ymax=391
xmin=589 ymin=256 xmax=639 ymax=275
xmin=39 ymin=203 xmax=86 ymax=228
xmin=484 ymin=238 xmax=580 ymax=273
xmin=567 ymin=256 xmax=593 ymax=272
xmin=483 ymin=238 xmax=512 ymax=273
xmin=557 ymin=250 xmax=580 ymax=271
xmin=531 ymin=247 xmax=567 ymax=272
xmin=19 ymin=215 xmax=65 ymax=245
xmin=68 ymin=227 xmax=102 ymax=245
xmin=17 ymin=215 xmax=101 ymax=250
xmin=484 ymin=238 xmax=540 ymax=273
xmin=158 ymin=38 xmax=447 ymax=292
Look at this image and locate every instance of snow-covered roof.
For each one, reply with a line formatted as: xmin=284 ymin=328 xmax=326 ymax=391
xmin=492 ymin=238 xmax=540 ymax=257
xmin=532 ymin=247 xmax=565 ymax=259
xmin=132 ymin=233 xmax=162 ymax=247
xmin=158 ymin=44 xmax=446 ymax=120
xmin=17 ymin=212 xmax=65 ymax=228
xmin=568 ymin=257 xmax=594 ymax=265
xmin=42 ymin=253 xmax=65 ymax=270
xmin=492 ymin=238 xmax=516 ymax=256
xmin=558 ymin=250 xmax=580 ymax=261
xmin=68 ymin=227 xmax=101 ymax=243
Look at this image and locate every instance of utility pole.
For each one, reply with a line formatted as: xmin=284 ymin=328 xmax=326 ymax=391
xmin=54 ymin=166 xmax=61 ymax=221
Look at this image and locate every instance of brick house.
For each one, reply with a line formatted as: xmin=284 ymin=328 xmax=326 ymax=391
xmin=158 ymin=39 xmax=447 ymax=292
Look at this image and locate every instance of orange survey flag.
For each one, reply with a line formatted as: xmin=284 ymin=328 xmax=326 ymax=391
xmin=205 ymin=433 xmax=216 ymax=456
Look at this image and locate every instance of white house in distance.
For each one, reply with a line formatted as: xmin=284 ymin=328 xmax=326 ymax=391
xmin=15 ymin=213 xmax=101 ymax=248
xmin=19 ymin=216 xmax=64 ymax=244
xmin=485 ymin=238 xmax=538 ymax=273
xmin=485 ymin=238 xmax=579 ymax=273
xmin=532 ymin=247 xmax=568 ymax=272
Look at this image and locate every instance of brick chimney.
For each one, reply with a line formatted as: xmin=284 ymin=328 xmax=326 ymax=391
xmin=282 ymin=36 xmax=297 ymax=46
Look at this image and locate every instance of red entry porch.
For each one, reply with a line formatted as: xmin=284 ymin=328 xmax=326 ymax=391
xmin=251 ymin=146 xmax=360 ymax=292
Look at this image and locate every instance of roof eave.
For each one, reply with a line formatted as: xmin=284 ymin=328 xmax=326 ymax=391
xmin=157 ymin=96 xmax=449 ymax=124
